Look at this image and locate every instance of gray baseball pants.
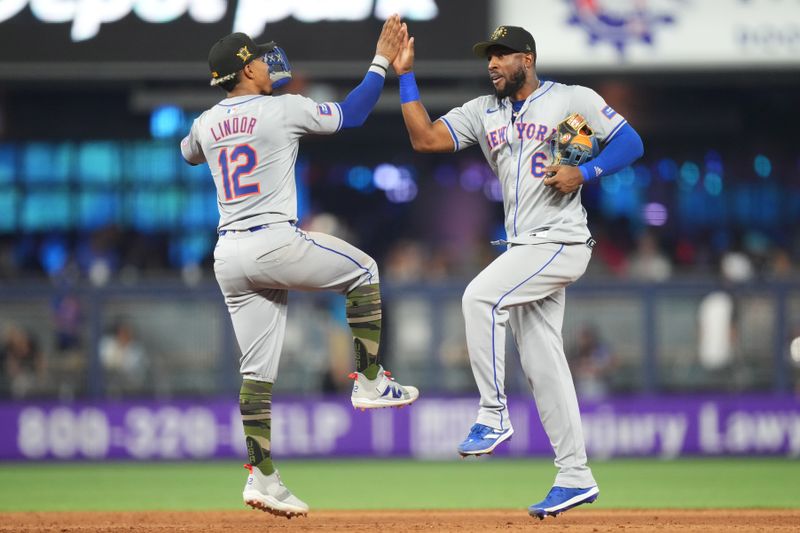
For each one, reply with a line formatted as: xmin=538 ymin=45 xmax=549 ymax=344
xmin=462 ymin=241 xmax=596 ymax=488
xmin=213 ymin=222 xmax=378 ymax=383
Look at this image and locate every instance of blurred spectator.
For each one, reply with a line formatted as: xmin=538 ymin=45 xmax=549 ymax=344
xmin=1 ymin=324 xmax=44 ymax=399
xmin=385 ymin=239 xmax=427 ymax=283
xmin=77 ymin=226 xmax=121 ymax=286
xmin=628 ymin=231 xmax=672 ymax=282
xmin=697 ymin=291 xmax=737 ymax=370
xmin=50 ymin=290 xmax=86 ymax=399
xmin=767 ymin=247 xmax=795 ymax=280
xmin=0 ymin=240 xmax=19 ymax=279
xmin=304 ymin=212 xmax=355 ymax=244
xmin=696 ymin=251 xmax=749 ymax=370
xmin=52 ymin=291 xmax=82 ymax=353
xmin=586 ymin=222 xmax=629 ymax=277
xmin=719 ymin=250 xmax=755 ymax=284
xmin=568 ymin=325 xmax=616 ymax=400
xmin=99 ymin=319 xmax=148 ymax=397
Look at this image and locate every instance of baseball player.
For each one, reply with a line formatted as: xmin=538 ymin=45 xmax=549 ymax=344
xmin=390 ymin=25 xmax=643 ymax=519
xmin=180 ymin=16 xmax=419 ymax=518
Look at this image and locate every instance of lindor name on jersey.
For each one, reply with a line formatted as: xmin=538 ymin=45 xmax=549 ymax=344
xmin=211 ymin=116 xmax=258 ymax=142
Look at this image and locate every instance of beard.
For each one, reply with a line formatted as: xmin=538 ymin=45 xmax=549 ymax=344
xmin=494 ymin=66 xmax=527 ymax=99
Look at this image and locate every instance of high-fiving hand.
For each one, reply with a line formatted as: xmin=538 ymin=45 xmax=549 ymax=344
xmin=375 ymin=14 xmax=405 ymax=63
xmin=392 ymin=23 xmax=415 ymax=75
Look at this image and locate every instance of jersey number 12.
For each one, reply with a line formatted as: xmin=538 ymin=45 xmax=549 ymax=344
xmin=218 ymin=144 xmax=260 ymax=200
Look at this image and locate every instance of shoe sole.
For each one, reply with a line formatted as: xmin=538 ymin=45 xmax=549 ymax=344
xmin=351 ymin=396 xmax=418 ymax=410
xmin=244 ymin=495 xmax=308 ymax=519
xmin=528 ymin=489 xmax=599 ymax=520
xmin=458 ymin=427 xmax=514 ymax=457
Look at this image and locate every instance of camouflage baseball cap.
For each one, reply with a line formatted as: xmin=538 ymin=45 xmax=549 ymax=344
xmin=472 ymin=26 xmax=536 ymax=57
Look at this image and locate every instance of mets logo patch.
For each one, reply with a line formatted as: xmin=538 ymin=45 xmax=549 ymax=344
xmin=317 ymin=103 xmax=332 ymax=116
xmin=490 ymin=26 xmax=508 ymax=40
xmin=236 ymin=46 xmax=252 ymax=62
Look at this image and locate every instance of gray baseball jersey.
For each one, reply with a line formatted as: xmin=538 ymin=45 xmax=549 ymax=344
xmin=439 ymin=81 xmax=627 ymax=245
xmin=181 ymin=94 xmax=343 ymax=232
xmin=180 ymin=94 xmax=379 ymax=383
xmin=447 ymin=81 xmax=626 ymax=489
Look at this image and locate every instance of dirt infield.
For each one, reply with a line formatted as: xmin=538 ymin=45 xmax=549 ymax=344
xmin=2 ymin=510 xmax=799 ymax=532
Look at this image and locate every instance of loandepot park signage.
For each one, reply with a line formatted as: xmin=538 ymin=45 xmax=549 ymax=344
xmin=0 ymin=0 xmax=439 ymax=42
xmin=1 ymin=395 xmax=798 ymax=460
xmin=0 ymin=0 xmax=486 ymax=68
xmin=493 ymin=0 xmax=800 ymax=69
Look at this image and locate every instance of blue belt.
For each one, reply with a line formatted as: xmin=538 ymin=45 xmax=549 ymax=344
xmin=218 ymin=224 xmax=270 ymax=236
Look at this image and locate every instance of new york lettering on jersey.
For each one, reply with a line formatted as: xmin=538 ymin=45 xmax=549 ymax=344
xmin=440 ymin=81 xmax=626 ymax=243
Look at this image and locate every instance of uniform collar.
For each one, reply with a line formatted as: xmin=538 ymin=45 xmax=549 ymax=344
xmin=504 ymin=79 xmax=547 ymax=118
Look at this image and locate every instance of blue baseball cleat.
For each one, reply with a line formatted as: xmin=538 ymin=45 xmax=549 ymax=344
xmin=528 ymin=486 xmax=599 ymax=520
xmin=457 ymin=423 xmax=514 ymax=456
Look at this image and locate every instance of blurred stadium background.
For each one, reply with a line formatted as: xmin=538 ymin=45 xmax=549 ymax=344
xmin=1 ymin=0 xmax=799 ymax=484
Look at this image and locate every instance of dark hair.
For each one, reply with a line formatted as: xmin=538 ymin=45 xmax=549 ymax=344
xmin=217 ymin=72 xmax=240 ymax=92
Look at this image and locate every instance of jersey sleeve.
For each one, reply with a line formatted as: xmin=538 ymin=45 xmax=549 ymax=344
xmin=569 ymin=85 xmax=628 ymax=144
xmin=436 ymin=97 xmax=485 ymax=152
xmin=282 ymin=94 xmax=344 ymax=137
xmin=180 ymin=118 xmax=206 ymax=165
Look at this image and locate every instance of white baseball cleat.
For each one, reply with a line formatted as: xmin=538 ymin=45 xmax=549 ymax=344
xmin=350 ymin=366 xmax=419 ymax=410
xmin=242 ymin=464 xmax=308 ymax=518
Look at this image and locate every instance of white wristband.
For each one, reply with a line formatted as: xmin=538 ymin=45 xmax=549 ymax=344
xmin=369 ymin=55 xmax=390 ymax=77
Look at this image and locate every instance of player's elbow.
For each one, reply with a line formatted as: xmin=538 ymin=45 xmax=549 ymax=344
xmin=410 ymin=138 xmax=435 ymax=153
xmin=409 ymin=134 xmax=443 ymax=153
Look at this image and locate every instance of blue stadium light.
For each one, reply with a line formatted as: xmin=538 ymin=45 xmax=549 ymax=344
xmin=642 ymin=202 xmax=668 ymax=226
xmin=346 ymin=165 xmax=374 ymax=192
xmin=40 ymin=237 xmax=68 ymax=275
xmin=0 ymin=144 xmax=13 ymax=184
xmin=634 ymin=165 xmax=651 ymax=187
xmin=600 ymin=174 xmax=620 ymax=193
xmin=679 ymin=161 xmax=700 ymax=190
xmin=460 ymin=163 xmax=485 ymax=191
xmin=150 ymin=105 xmax=184 ymax=139
xmin=399 ymin=165 xmax=416 ymax=183
xmin=617 ymin=167 xmax=635 ymax=187
xmin=385 ymin=175 xmax=418 ymax=203
xmin=170 ymin=232 xmax=212 ymax=268
xmin=656 ymin=158 xmax=677 ymax=181
xmin=0 ymin=189 xmax=15 ymax=231
xmin=705 ymin=150 xmax=723 ymax=174
xmin=373 ymin=163 xmax=401 ymax=190
xmin=754 ymin=154 xmax=772 ymax=178
xmin=78 ymin=142 xmax=120 ymax=184
xmin=704 ymin=172 xmax=723 ymax=196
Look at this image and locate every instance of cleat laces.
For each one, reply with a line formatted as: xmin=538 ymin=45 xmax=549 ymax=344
xmin=467 ymin=424 xmax=491 ymax=440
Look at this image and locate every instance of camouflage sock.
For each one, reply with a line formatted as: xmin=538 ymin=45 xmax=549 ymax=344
xmin=346 ymin=283 xmax=382 ymax=380
xmin=239 ymin=379 xmax=274 ymax=476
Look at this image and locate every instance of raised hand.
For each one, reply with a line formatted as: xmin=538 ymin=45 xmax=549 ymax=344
xmin=392 ymin=23 xmax=415 ymax=75
xmin=375 ymin=14 xmax=404 ymax=63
